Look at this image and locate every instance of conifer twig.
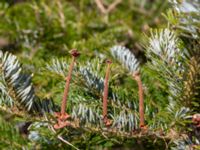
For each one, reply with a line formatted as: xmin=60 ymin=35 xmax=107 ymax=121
xmin=133 ymin=71 xmax=145 ymax=128
xmin=54 ymin=49 xmax=80 ymax=129
xmin=103 ymin=60 xmax=112 ymax=126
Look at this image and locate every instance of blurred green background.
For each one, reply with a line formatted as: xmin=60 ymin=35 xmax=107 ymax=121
xmin=0 ymin=0 xmax=168 ymax=59
xmin=0 ymin=0 xmax=169 ymax=106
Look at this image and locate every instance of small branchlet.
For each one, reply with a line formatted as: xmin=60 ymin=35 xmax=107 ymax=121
xmin=54 ymin=49 xmax=80 ymax=129
xmin=133 ymin=71 xmax=145 ymax=128
xmin=103 ymin=59 xmax=112 ymax=126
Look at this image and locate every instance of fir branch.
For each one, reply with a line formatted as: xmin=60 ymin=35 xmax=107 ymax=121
xmin=0 ymin=51 xmax=35 ymax=111
xmin=168 ymin=0 xmax=200 ymax=39
xmin=145 ymin=29 xmax=186 ymax=100
xmin=110 ymin=45 xmax=140 ymax=74
xmin=0 ymin=74 xmax=13 ymax=106
xmin=112 ymin=109 xmax=139 ymax=132
xmin=147 ymin=29 xmax=182 ymax=64
xmin=0 ymin=51 xmax=54 ymax=113
xmin=79 ymin=65 xmax=104 ymax=94
xmin=46 ymin=58 xmax=69 ymax=78
xmin=71 ymin=96 xmax=102 ymax=125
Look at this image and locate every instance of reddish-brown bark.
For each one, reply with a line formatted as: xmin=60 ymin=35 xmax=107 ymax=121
xmin=133 ymin=71 xmax=145 ymax=128
xmin=54 ymin=49 xmax=80 ymax=129
xmin=103 ymin=60 xmax=112 ymax=126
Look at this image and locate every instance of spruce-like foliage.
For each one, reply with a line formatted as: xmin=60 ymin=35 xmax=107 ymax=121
xmin=0 ymin=0 xmax=199 ymax=149
xmin=0 ymin=51 xmax=54 ymax=113
xmin=111 ymin=45 xmax=140 ymax=73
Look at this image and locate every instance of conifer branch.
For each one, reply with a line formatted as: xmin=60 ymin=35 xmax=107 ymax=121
xmin=0 ymin=51 xmax=54 ymax=113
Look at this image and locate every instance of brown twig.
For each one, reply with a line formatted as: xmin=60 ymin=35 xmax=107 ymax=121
xmin=133 ymin=71 xmax=145 ymax=128
xmin=54 ymin=49 xmax=80 ymax=129
xmin=103 ymin=60 xmax=112 ymax=126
